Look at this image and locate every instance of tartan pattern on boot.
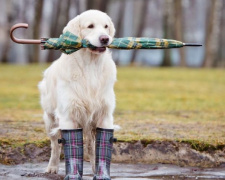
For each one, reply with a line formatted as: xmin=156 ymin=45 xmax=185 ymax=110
xmin=94 ymin=128 xmax=114 ymax=180
xmin=61 ymin=129 xmax=83 ymax=180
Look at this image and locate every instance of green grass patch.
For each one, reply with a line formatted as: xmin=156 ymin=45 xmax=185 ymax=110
xmin=0 ymin=65 xmax=225 ymax=149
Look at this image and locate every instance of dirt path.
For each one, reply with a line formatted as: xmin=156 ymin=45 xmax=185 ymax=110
xmin=0 ymin=162 xmax=225 ymax=180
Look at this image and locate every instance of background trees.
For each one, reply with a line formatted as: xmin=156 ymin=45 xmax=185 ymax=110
xmin=0 ymin=0 xmax=224 ymax=68
xmin=203 ymin=0 xmax=224 ymax=67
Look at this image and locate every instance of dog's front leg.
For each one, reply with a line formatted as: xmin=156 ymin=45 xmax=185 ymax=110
xmin=93 ymin=112 xmax=115 ymax=180
xmin=57 ymin=111 xmax=84 ymax=180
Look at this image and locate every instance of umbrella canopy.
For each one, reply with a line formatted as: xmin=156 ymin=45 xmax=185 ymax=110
xmin=42 ymin=31 xmax=201 ymax=54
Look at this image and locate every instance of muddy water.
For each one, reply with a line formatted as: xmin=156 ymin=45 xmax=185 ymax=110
xmin=0 ymin=162 xmax=225 ymax=180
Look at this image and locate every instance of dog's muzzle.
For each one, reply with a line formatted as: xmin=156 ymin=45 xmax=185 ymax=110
xmin=99 ymin=35 xmax=109 ymax=46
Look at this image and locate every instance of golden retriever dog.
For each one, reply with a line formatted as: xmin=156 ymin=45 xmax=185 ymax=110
xmin=38 ymin=10 xmax=117 ymax=174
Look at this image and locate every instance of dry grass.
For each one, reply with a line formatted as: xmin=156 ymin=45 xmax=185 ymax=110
xmin=0 ymin=65 xmax=225 ymax=149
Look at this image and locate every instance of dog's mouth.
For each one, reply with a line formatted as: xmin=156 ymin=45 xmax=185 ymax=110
xmin=89 ymin=47 xmax=106 ymax=53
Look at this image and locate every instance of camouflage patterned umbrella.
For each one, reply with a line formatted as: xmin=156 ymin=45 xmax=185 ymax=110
xmin=10 ymin=23 xmax=202 ymax=54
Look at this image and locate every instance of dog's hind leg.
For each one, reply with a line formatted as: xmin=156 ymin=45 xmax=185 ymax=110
xmin=43 ymin=112 xmax=62 ymax=174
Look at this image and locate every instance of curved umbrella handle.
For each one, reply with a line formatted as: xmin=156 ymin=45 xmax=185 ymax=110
xmin=10 ymin=23 xmax=42 ymax=44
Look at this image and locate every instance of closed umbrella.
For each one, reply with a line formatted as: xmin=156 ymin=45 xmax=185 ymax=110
xmin=10 ymin=23 xmax=202 ymax=54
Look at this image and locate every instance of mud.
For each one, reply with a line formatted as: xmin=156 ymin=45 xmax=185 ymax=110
xmin=1 ymin=141 xmax=225 ymax=168
xmin=0 ymin=161 xmax=225 ymax=180
xmin=0 ymin=143 xmax=51 ymax=165
xmin=112 ymin=141 xmax=225 ymax=167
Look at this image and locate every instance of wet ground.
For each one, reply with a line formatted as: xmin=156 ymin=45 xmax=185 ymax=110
xmin=0 ymin=162 xmax=225 ymax=180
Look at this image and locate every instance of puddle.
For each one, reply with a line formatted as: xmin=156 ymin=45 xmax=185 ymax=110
xmin=0 ymin=162 xmax=224 ymax=180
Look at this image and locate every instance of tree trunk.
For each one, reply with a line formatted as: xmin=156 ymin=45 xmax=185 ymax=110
xmin=1 ymin=0 xmax=14 ymax=63
xmin=47 ymin=0 xmax=61 ymax=63
xmin=47 ymin=0 xmax=73 ymax=63
xmin=115 ymin=0 xmax=125 ymax=38
xmin=202 ymin=0 xmax=223 ymax=67
xmin=31 ymin=0 xmax=44 ymax=63
xmin=87 ymin=0 xmax=94 ymax=10
xmin=56 ymin=0 xmax=71 ymax=36
xmin=130 ymin=0 xmax=150 ymax=66
xmin=174 ymin=0 xmax=186 ymax=67
xmin=76 ymin=0 xmax=81 ymax=14
xmin=99 ymin=0 xmax=109 ymax=12
xmin=219 ymin=1 xmax=225 ymax=67
xmin=213 ymin=0 xmax=224 ymax=67
xmin=114 ymin=0 xmax=126 ymax=66
xmin=54 ymin=0 xmax=72 ymax=61
xmin=161 ymin=0 xmax=173 ymax=67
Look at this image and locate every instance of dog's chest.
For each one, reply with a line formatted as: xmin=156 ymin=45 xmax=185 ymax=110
xmin=58 ymin=67 xmax=106 ymax=113
xmin=75 ymin=66 xmax=104 ymax=94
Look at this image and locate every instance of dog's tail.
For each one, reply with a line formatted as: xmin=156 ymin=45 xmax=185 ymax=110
xmin=114 ymin=124 xmax=121 ymax=131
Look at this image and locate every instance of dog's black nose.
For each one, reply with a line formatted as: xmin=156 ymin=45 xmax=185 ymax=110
xmin=99 ymin=35 xmax=109 ymax=45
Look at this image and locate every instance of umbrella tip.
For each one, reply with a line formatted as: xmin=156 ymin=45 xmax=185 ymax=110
xmin=183 ymin=43 xmax=202 ymax=47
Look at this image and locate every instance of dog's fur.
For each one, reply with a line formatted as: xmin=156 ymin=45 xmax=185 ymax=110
xmin=38 ymin=10 xmax=116 ymax=173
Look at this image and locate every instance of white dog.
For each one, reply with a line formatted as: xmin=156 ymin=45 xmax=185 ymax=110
xmin=38 ymin=10 xmax=116 ymax=174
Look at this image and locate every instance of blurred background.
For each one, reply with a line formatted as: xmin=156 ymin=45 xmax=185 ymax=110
xmin=0 ymin=0 xmax=225 ymax=67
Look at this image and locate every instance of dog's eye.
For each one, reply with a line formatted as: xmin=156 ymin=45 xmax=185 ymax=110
xmin=88 ymin=24 xmax=94 ymax=29
xmin=105 ymin=25 xmax=108 ymax=28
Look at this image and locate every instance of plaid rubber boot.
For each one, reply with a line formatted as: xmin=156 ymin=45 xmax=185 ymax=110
xmin=60 ymin=129 xmax=83 ymax=180
xmin=93 ymin=128 xmax=115 ymax=180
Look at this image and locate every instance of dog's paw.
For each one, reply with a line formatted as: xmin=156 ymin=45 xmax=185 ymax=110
xmin=114 ymin=124 xmax=121 ymax=131
xmin=45 ymin=166 xmax=59 ymax=174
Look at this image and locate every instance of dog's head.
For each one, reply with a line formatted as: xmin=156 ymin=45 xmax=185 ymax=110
xmin=63 ymin=10 xmax=115 ymax=54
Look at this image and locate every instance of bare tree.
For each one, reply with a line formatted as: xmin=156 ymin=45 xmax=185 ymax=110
xmin=87 ymin=0 xmax=95 ymax=10
xmin=214 ymin=0 xmax=225 ymax=67
xmin=174 ymin=0 xmax=186 ymax=67
xmin=76 ymin=0 xmax=81 ymax=14
xmin=47 ymin=0 xmax=61 ymax=63
xmin=47 ymin=0 xmax=71 ymax=63
xmin=114 ymin=0 xmax=126 ymax=65
xmin=218 ymin=1 xmax=225 ymax=67
xmin=99 ymin=0 xmax=109 ymax=12
xmin=31 ymin=0 xmax=44 ymax=63
xmin=53 ymin=0 xmax=72 ymax=61
xmin=55 ymin=0 xmax=71 ymax=36
xmin=115 ymin=0 xmax=125 ymax=38
xmin=1 ymin=0 xmax=15 ymax=63
xmin=130 ymin=0 xmax=150 ymax=66
xmin=202 ymin=0 xmax=223 ymax=67
xmin=161 ymin=0 xmax=174 ymax=67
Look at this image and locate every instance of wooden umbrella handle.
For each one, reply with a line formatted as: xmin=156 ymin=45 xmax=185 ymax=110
xmin=10 ymin=23 xmax=42 ymax=44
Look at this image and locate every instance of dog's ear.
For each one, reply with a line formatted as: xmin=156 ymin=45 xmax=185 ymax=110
xmin=108 ymin=18 xmax=116 ymax=38
xmin=63 ymin=15 xmax=81 ymax=37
